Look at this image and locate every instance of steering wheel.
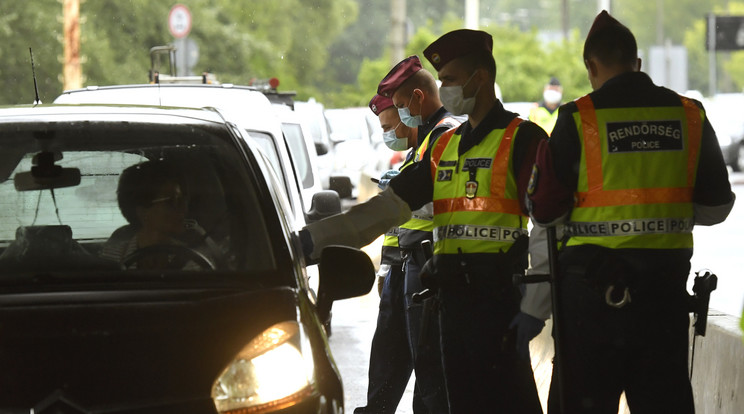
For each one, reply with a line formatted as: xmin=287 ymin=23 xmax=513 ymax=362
xmin=122 ymin=244 xmax=217 ymax=270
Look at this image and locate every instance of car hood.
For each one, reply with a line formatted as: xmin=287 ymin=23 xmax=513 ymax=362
xmin=0 ymin=283 xmax=301 ymax=413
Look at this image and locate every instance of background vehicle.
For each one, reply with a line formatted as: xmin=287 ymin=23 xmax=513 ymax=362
xmin=0 ymin=104 xmax=374 ymax=413
xmin=294 ymin=98 xmax=336 ymax=191
xmin=324 ymin=107 xmax=394 ymax=201
xmin=702 ymin=92 xmax=744 ymax=171
xmin=271 ymin=103 xmax=325 ymax=213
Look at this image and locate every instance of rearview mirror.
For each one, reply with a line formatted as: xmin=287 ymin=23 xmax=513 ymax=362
xmin=14 ymin=168 xmax=81 ymax=191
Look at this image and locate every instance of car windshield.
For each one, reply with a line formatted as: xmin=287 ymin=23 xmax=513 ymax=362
xmin=0 ymin=113 xmax=280 ymax=280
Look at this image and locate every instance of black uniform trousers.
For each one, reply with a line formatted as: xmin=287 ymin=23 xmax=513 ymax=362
xmin=548 ymin=246 xmax=695 ymax=414
xmin=403 ymin=250 xmax=449 ymax=413
xmin=356 ymin=263 xmax=420 ymax=414
xmin=437 ymin=272 xmax=543 ymax=413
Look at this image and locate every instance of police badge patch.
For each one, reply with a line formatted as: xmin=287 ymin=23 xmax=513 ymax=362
xmin=465 ymin=180 xmax=478 ymax=199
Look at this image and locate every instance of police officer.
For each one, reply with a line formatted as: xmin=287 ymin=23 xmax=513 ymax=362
xmin=528 ymin=77 xmax=563 ymax=135
xmin=527 ymin=11 xmax=735 ymax=413
xmin=355 ymin=93 xmax=422 ymax=414
xmin=376 ymin=55 xmax=459 ymax=413
xmin=301 ymin=29 xmax=548 ymax=413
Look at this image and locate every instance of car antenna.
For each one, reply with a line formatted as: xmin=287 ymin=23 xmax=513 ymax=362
xmin=29 ymin=47 xmax=42 ymax=106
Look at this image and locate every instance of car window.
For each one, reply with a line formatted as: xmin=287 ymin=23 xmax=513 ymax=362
xmin=0 ymin=118 xmax=281 ymax=277
xmin=281 ymin=122 xmax=314 ymax=189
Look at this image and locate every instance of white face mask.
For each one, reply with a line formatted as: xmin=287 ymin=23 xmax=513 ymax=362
xmin=543 ymin=89 xmax=562 ymax=105
xmin=382 ymin=122 xmax=408 ymax=151
xmin=439 ymin=72 xmax=479 ymax=116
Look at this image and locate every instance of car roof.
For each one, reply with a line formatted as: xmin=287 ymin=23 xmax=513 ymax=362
xmin=0 ymin=103 xmax=229 ymax=125
xmin=55 ymin=83 xmax=282 ymax=134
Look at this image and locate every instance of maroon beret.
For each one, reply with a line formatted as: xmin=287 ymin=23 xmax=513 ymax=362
xmin=377 ymin=56 xmax=423 ymax=97
xmin=423 ymin=29 xmax=493 ymax=71
xmin=368 ymin=94 xmax=395 ymax=116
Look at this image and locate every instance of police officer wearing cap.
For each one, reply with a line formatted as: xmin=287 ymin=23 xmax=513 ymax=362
xmin=300 ymin=29 xmax=548 ymax=413
xmin=375 ymin=56 xmax=459 ymax=413
xmin=356 ymin=94 xmax=423 ymax=414
xmin=527 ymin=10 xmax=734 ymax=413
xmin=529 ymin=77 xmax=563 ymax=135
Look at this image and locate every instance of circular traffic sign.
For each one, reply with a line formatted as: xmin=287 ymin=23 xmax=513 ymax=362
xmin=168 ymin=4 xmax=192 ymax=39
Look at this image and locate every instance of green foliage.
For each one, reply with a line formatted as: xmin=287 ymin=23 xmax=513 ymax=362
xmin=0 ymin=1 xmax=738 ymax=107
xmin=0 ymin=0 xmax=64 ymax=104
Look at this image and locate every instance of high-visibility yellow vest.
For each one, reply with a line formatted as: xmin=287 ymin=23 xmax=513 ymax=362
xmin=398 ymin=116 xmax=460 ymax=249
xmin=429 ymin=117 xmax=528 ymax=255
xmin=566 ymin=95 xmax=703 ymax=249
xmin=529 ymin=105 xmax=558 ymax=135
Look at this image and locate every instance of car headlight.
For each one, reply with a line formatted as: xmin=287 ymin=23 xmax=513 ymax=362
xmin=212 ymin=321 xmax=315 ymax=413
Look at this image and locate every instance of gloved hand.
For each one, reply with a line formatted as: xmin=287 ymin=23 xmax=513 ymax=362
xmin=509 ymin=312 xmax=545 ymax=360
xmin=377 ymin=169 xmax=400 ymax=190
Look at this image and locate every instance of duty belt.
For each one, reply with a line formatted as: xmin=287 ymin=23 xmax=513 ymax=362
xmin=566 ymin=217 xmax=694 ymax=237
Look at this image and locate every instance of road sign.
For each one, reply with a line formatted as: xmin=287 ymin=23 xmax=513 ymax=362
xmin=168 ymin=4 xmax=192 ymax=39
xmin=706 ymin=14 xmax=744 ymax=51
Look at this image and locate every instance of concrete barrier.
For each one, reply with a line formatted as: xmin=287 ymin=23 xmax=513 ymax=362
xmin=529 ymin=310 xmax=744 ymax=413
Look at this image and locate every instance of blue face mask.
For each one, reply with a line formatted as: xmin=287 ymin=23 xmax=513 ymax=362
xmin=397 ymin=93 xmax=423 ymax=127
xmin=383 ymin=122 xmax=408 ymax=151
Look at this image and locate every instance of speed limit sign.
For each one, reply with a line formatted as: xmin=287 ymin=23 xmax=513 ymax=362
xmin=169 ymin=4 xmax=192 ymax=39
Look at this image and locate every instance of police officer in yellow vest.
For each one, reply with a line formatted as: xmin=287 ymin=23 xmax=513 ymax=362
xmin=300 ymin=29 xmax=549 ymax=413
xmin=527 ymin=11 xmax=735 ymax=414
xmin=375 ymin=55 xmax=459 ymax=414
xmin=528 ymin=77 xmax=563 ymax=135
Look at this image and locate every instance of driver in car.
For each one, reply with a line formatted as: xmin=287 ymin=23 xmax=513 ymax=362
xmin=100 ymin=160 xmax=217 ymax=270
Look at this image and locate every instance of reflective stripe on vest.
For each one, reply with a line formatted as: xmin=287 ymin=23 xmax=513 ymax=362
xmin=567 ymin=95 xmax=702 ymax=249
xmin=429 ymin=117 xmax=527 ymax=255
xmin=398 ymin=117 xmax=461 ymax=249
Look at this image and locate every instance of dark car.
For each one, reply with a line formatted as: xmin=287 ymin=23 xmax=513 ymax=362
xmin=0 ymin=104 xmax=373 ymax=413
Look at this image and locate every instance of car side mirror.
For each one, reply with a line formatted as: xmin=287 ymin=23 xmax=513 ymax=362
xmin=329 ymin=175 xmax=352 ymax=199
xmin=315 ymin=142 xmax=329 ymax=156
xmin=316 ymin=245 xmax=375 ymax=324
xmin=305 ymin=190 xmax=341 ymax=223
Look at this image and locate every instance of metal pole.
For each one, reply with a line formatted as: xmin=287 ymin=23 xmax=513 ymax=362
xmin=465 ymin=0 xmax=479 ymax=30
xmin=561 ymin=0 xmax=569 ymax=42
xmin=63 ymin=0 xmax=82 ymax=90
xmin=708 ymin=13 xmax=717 ymax=97
xmin=390 ymin=0 xmax=406 ymax=67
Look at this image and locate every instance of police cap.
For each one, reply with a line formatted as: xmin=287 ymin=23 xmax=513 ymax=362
xmin=377 ymin=56 xmax=423 ymax=98
xmin=368 ymin=94 xmax=395 ymax=116
xmin=423 ymin=29 xmax=493 ymax=71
